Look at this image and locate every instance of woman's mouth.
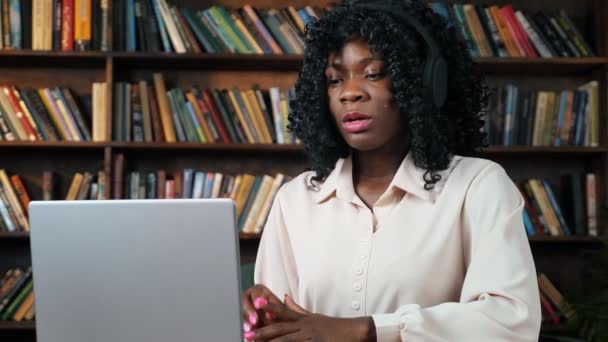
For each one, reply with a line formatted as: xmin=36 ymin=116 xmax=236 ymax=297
xmin=342 ymin=112 xmax=373 ymax=133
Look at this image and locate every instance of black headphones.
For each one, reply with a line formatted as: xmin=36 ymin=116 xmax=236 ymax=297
xmin=351 ymin=1 xmax=448 ymax=109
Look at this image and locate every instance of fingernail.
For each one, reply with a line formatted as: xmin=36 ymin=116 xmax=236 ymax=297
xmin=243 ymin=322 xmax=251 ymax=332
xmin=248 ymin=312 xmax=257 ymax=325
xmin=244 ymin=331 xmax=255 ymax=340
xmin=265 ymin=312 xmax=273 ymax=321
xmin=253 ymin=297 xmax=268 ymax=309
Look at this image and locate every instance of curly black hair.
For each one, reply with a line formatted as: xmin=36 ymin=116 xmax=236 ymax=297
xmin=288 ymin=0 xmax=487 ymax=190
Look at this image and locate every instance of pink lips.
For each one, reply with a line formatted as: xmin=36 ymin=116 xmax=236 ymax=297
xmin=342 ymin=111 xmax=373 ymax=133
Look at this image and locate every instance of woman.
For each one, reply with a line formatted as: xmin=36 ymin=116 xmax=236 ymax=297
xmin=242 ymin=0 xmax=542 ymax=340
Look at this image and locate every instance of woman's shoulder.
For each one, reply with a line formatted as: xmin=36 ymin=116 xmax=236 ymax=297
xmin=274 ymin=170 xmax=320 ymax=203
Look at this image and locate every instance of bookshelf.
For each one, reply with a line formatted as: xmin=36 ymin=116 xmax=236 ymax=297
xmin=0 ymin=0 xmax=606 ymax=341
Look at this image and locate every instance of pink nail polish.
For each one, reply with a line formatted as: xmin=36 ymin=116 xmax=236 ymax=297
xmin=253 ymin=297 xmax=268 ymax=309
xmin=244 ymin=331 xmax=255 ymax=340
xmin=243 ymin=322 xmax=251 ymax=332
xmin=249 ymin=312 xmax=257 ymax=325
xmin=265 ymin=312 xmax=273 ymax=321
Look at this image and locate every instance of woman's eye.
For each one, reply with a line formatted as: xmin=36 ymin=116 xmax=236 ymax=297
xmin=328 ymin=78 xmax=342 ymax=86
xmin=365 ymin=73 xmax=382 ymax=80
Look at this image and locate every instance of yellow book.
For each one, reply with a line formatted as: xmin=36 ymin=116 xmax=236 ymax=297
xmin=240 ymin=89 xmax=266 ymax=143
xmin=235 ymin=174 xmax=255 ymax=217
xmin=37 ymin=89 xmax=69 ymax=140
xmin=185 ymin=92 xmax=211 ymax=143
xmin=152 ymin=73 xmax=177 ymax=142
xmin=242 ymin=175 xmax=273 ymax=234
xmin=65 ymin=173 xmax=84 ymax=200
xmin=229 ymin=175 xmax=243 ymax=201
xmin=74 ymin=0 xmax=92 ymax=50
xmin=0 ymin=169 xmax=29 ymax=231
xmin=280 ymin=91 xmax=291 ymax=143
xmin=253 ymin=173 xmax=285 ymax=234
xmin=12 ymin=289 xmax=35 ymax=322
xmin=230 ymin=11 xmax=264 ymax=54
xmin=227 ymin=90 xmax=255 ymax=143
xmin=528 ymin=179 xmax=561 ymax=236
xmin=55 ymin=95 xmax=82 ymax=142
xmin=244 ymin=90 xmax=272 ymax=143
xmin=287 ymin=6 xmax=306 ymax=34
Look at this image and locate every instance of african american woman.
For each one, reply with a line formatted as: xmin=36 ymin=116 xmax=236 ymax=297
xmin=241 ymin=0 xmax=541 ymax=341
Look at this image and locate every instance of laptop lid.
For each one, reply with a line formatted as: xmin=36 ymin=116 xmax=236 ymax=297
xmin=29 ymin=199 xmax=242 ymax=342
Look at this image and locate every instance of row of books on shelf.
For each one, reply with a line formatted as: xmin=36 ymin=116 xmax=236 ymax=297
xmin=114 ymin=1 xmax=321 ymax=55
xmin=0 ymin=83 xmax=107 ymax=142
xmin=0 ymin=268 xmax=572 ymax=325
xmin=114 ymin=74 xmax=295 ymax=144
xmin=485 ymin=81 xmax=599 ymax=147
xmin=0 ymin=165 xmax=601 ymax=238
xmin=0 ymin=0 xmax=110 ymax=51
xmin=431 ymin=3 xmax=594 ymax=58
xmin=112 ymin=154 xmax=289 ymax=234
xmin=1 ymin=1 xmax=593 ymax=59
xmin=0 ymin=267 xmax=34 ymax=322
xmin=518 ymin=174 xmax=597 ymax=237
xmin=538 ymin=273 xmax=573 ymax=326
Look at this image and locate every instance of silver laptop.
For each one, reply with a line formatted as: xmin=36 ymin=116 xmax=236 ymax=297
xmin=29 ymin=199 xmax=243 ymax=342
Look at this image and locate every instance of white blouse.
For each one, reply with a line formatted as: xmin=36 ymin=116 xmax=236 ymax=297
xmin=254 ymin=152 xmax=542 ymax=341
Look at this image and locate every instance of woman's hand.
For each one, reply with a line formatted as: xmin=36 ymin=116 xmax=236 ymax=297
xmin=241 ymin=284 xmax=282 ymax=333
xmin=244 ymin=294 xmax=376 ymax=342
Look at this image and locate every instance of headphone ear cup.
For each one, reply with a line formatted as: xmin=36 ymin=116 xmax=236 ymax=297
xmin=428 ymin=56 xmax=448 ymax=109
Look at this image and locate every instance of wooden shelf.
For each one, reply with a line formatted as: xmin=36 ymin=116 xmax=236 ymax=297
xmin=475 ymin=57 xmax=608 ymax=73
xmin=1 ymin=142 xmax=606 ymax=155
xmin=480 ymin=146 xmax=608 ymax=155
xmin=0 ymin=51 xmax=606 ymax=73
xmin=111 ymin=52 xmax=304 ymax=71
xmin=0 ymin=321 xmax=35 ymax=330
xmin=109 ymin=142 xmax=304 ymax=153
xmin=0 ymin=141 xmax=107 ymax=150
xmin=0 ymin=231 xmax=262 ymax=241
xmin=0 ymin=50 xmax=106 ymax=68
xmin=528 ymin=236 xmax=602 ymax=244
xmin=0 ymin=232 xmax=30 ymax=240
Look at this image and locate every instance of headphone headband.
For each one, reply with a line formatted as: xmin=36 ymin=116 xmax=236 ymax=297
xmin=350 ymin=1 xmax=448 ymax=109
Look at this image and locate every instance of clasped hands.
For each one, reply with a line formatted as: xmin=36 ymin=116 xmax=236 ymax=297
xmin=242 ymin=284 xmax=375 ymax=342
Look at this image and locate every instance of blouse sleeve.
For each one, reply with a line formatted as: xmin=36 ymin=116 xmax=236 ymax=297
xmin=371 ymin=164 xmax=542 ymax=341
xmin=253 ymin=188 xmax=299 ymax=300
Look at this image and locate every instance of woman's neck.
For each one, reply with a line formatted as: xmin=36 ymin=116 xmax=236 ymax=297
xmin=352 ymin=140 xmax=410 ymax=181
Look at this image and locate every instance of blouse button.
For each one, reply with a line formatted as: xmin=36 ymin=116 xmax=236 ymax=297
xmin=353 ymin=282 xmax=362 ymax=292
xmin=351 ymin=300 xmax=360 ymax=310
xmin=355 ymin=267 xmax=363 ymax=275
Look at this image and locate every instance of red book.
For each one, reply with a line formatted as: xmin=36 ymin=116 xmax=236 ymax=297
xmin=9 ymin=175 xmax=30 ymax=216
xmin=515 ymin=181 xmax=544 ymax=235
xmin=2 ymin=86 xmax=37 ymax=141
xmin=61 ymin=0 xmax=75 ymax=51
xmin=202 ymin=89 xmax=231 ymax=143
xmin=539 ymin=287 xmax=561 ymax=324
xmin=500 ymin=6 xmax=538 ymax=57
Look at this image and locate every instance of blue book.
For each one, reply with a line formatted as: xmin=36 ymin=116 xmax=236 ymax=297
xmin=182 ymin=168 xmax=194 ymax=199
xmin=574 ymin=90 xmax=587 ymax=146
xmin=542 ymin=180 xmax=572 ymax=236
xmin=522 ymin=208 xmax=536 ymax=236
xmin=9 ymin=0 xmax=21 ymax=49
xmin=203 ymin=173 xmax=214 ymax=199
xmin=554 ymin=91 xmax=568 ymax=146
xmin=166 ymin=91 xmax=186 ymax=142
xmin=297 ymin=8 xmax=312 ymax=26
xmin=151 ymin=0 xmax=171 ymax=52
xmin=192 ymin=171 xmax=206 ymax=199
xmin=127 ymin=0 xmax=137 ymax=51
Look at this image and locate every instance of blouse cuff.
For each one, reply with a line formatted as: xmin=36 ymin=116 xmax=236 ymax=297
xmin=372 ymin=304 xmax=423 ymax=341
